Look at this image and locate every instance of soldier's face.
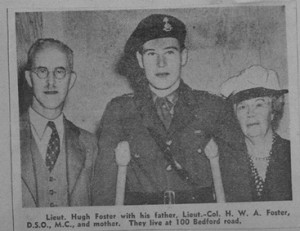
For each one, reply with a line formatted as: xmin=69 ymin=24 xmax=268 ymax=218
xmin=137 ymin=37 xmax=187 ymax=90
xmin=25 ymin=46 xmax=76 ymax=117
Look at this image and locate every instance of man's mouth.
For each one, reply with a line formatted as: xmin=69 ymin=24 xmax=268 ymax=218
xmin=155 ymin=72 xmax=169 ymax=78
xmin=44 ymin=91 xmax=58 ymax=95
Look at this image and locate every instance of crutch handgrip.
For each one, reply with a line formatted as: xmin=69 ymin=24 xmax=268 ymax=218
xmin=204 ymin=139 xmax=226 ymax=203
xmin=115 ymin=141 xmax=131 ymax=205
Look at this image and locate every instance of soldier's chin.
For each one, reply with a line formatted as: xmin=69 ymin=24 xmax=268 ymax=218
xmin=151 ymin=81 xmax=175 ymax=90
xmin=152 ymin=85 xmax=173 ymax=90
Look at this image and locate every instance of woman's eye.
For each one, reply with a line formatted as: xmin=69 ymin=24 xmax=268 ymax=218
xmin=255 ymin=100 xmax=266 ymax=107
xmin=237 ymin=105 xmax=246 ymax=111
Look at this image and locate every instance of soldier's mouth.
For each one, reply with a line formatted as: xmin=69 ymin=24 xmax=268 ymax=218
xmin=155 ymin=72 xmax=169 ymax=78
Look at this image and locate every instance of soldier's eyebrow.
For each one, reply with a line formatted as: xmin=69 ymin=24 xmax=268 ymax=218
xmin=164 ymin=46 xmax=179 ymax=51
xmin=142 ymin=46 xmax=179 ymax=54
xmin=142 ymin=48 xmax=155 ymax=54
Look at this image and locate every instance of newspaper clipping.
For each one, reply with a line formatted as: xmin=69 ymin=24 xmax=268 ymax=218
xmin=5 ymin=0 xmax=300 ymax=230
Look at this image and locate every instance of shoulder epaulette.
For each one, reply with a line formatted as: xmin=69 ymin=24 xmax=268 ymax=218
xmin=122 ymin=93 xmax=134 ymax=98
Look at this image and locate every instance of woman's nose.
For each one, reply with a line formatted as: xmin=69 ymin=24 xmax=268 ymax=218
xmin=247 ymin=106 xmax=255 ymax=116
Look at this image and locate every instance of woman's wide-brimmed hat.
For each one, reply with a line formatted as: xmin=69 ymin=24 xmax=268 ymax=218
xmin=220 ymin=65 xmax=288 ymax=104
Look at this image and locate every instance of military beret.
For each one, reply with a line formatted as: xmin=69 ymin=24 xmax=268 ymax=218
xmin=124 ymin=14 xmax=186 ymax=55
xmin=220 ymin=65 xmax=288 ymax=104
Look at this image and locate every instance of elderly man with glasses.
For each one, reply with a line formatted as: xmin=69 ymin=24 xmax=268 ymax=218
xmin=21 ymin=38 xmax=98 ymax=207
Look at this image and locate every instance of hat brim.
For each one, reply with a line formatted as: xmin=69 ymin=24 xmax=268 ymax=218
xmin=229 ymin=87 xmax=288 ymax=104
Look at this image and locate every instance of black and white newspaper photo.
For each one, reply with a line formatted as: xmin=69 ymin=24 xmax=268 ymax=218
xmin=1 ymin=0 xmax=300 ymax=230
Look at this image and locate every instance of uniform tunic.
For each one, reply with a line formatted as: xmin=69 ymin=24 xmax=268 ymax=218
xmin=92 ymin=81 xmax=249 ymax=205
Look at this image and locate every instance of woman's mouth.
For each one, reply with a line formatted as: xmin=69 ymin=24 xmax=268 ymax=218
xmin=247 ymin=122 xmax=259 ymax=127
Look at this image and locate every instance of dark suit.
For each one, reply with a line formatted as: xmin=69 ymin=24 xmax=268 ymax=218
xmin=92 ymin=81 xmax=250 ymax=205
xmin=251 ymin=134 xmax=292 ymax=201
xmin=20 ymin=112 xmax=98 ymax=207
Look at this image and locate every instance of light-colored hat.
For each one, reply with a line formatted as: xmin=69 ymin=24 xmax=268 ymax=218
xmin=220 ymin=65 xmax=288 ymax=103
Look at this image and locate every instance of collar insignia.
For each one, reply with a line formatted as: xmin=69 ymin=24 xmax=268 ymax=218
xmin=163 ymin=17 xmax=172 ymax=32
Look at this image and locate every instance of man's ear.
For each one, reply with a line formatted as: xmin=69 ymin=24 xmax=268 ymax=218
xmin=25 ymin=71 xmax=32 ymax=88
xmin=180 ymin=48 xmax=188 ymax=66
xmin=136 ymin=51 xmax=144 ymax=69
xmin=68 ymin=72 xmax=77 ymax=90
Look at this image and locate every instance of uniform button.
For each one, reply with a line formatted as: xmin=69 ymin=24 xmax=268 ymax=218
xmin=133 ymin=153 xmax=140 ymax=158
xmin=166 ymin=140 xmax=172 ymax=146
xmin=49 ymin=190 xmax=56 ymax=195
xmin=194 ymin=130 xmax=202 ymax=134
xmin=166 ymin=164 xmax=172 ymax=171
xmin=197 ymin=148 xmax=202 ymax=153
xmin=50 ymin=202 xmax=56 ymax=207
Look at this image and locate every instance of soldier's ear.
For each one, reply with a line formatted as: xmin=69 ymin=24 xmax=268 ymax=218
xmin=68 ymin=72 xmax=77 ymax=90
xmin=136 ymin=51 xmax=144 ymax=69
xmin=25 ymin=71 xmax=32 ymax=88
xmin=180 ymin=48 xmax=188 ymax=66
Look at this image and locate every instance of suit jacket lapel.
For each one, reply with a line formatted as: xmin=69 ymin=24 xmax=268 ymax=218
xmin=64 ymin=118 xmax=86 ymax=197
xmin=20 ymin=112 xmax=38 ymax=206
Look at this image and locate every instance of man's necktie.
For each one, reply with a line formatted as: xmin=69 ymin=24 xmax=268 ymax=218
xmin=155 ymin=97 xmax=173 ymax=130
xmin=45 ymin=121 xmax=60 ymax=172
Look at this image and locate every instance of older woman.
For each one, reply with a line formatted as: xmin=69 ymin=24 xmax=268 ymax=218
xmin=220 ymin=65 xmax=292 ymax=201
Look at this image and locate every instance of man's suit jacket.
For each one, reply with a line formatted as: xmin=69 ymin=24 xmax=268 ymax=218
xmin=92 ymin=81 xmax=253 ymax=205
xmin=20 ymin=112 xmax=98 ymax=207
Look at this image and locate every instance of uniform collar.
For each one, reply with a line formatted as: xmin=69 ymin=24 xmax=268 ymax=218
xmin=152 ymin=90 xmax=179 ymax=106
xmin=149 ymin=79 xmax=180 ymax=98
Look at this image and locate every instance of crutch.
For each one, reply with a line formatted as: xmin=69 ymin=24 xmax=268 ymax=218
xmin=115 ymin=141 xmax=131 ymax=205
xmin=204 ymin=139 xmax=226 ymax=202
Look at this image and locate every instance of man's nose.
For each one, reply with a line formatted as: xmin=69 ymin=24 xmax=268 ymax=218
xmin=46 ymin=71 xmax=56 ymax=86
xmin=157 ymin=54 xmax=166 ymax=68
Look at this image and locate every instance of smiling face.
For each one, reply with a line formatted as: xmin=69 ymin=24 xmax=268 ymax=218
xmin=136 ymin=37 xmax=187 ymax=91
xmin=235 ymin=96 xmax=274 ymax=139
xmin=25 ymin=46 xmax=76 ymax=119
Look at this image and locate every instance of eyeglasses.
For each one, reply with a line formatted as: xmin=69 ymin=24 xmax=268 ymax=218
xmin=31 ymin=67 xmax=70 ymax=80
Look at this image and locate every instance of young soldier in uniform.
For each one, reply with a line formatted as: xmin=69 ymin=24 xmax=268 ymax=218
xmin=21 ymin=38 xmax=98 ymax=207
xmin=93 ymin=14 xmax=249 ymax=205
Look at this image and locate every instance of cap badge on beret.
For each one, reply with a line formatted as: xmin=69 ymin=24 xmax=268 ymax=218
xmin=124 ymin=14 xmax=186 ymax=55
xmin=163 ymin=17 xmax=172 ymax=32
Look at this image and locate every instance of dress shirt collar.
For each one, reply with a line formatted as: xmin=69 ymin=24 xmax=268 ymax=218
xmin=29 ymin=107 xmax=64 ymax=139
